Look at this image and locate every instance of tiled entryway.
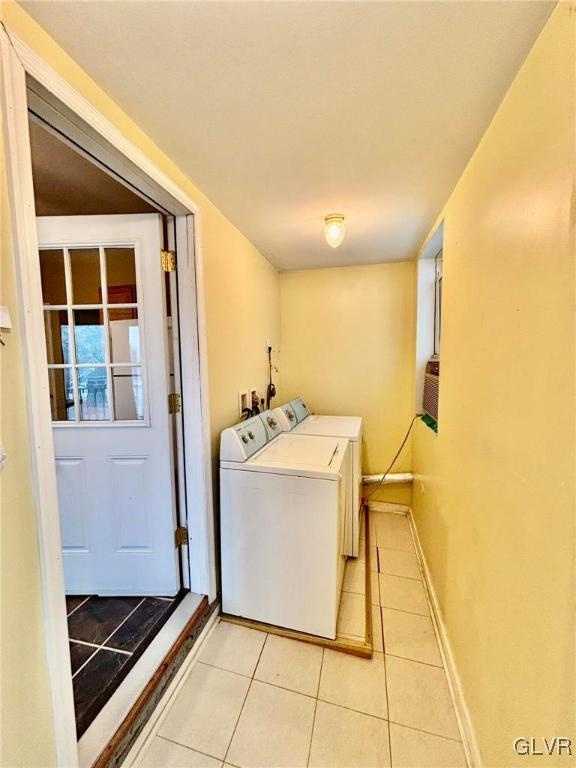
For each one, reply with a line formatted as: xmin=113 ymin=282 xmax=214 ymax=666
xmin=67 ymin=594 xmax=180 ymax=737
xmin=133 ymin=509 xmax=468 ymax=767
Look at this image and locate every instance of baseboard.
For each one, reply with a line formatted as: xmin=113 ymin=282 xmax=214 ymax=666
xmin=407 ymin=509 xmax=483 ymax=768
xmin=122 ymin=606 xmax=220 ymax=767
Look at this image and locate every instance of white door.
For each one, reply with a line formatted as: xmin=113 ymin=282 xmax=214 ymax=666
xmin=37 ymin=214 xmax=180 ymax=596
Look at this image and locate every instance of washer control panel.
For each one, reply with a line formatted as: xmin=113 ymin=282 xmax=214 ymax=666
xmin=290 ymin=396 xmax=311 ymax=423
xmin=259 ymin=409 xmax=281 ymax=440
xmin=221 ymin=414 xmax=269 ymax=461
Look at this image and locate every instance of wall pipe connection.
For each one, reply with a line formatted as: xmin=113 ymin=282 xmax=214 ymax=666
xmin=362 ymin=472 xmax=413 ymax=485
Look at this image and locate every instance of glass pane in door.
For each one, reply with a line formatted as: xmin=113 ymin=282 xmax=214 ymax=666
xmin=44 ymin=310 xmax=70 ymax=364
xmin=112 ymin=366 xmax=143 ymax=420
xmin=106 ymin=248 xmax=137 ymax=303
xmin=78 ymin=366 xmax=110 ymax=421
xmin=48 ymin=367 xmax=75 ymax=421
xmin=40 ymin=249 xmax=67 ymax=305
xmin=109 ymin=309 xmax=140 ymax=364
xmin=73 ymin=309 xmax=105 ymax=364
xmin=70 ymin=248 xmax=102 ymax=304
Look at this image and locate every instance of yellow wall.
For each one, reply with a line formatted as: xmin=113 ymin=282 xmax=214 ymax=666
xmin=411 ymin=3 xmax=575 ymax=765
xmin=0 ymin=3 xmax=279 ymax=766
xmin=280 ymin=262 xmax=415 ymax=504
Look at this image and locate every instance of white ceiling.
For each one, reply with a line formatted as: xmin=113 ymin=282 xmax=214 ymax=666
xmin=21 ymin=1 xmax=554 ymax=271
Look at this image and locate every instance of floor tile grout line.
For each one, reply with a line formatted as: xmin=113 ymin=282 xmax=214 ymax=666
xmin=156 ymin=734 xmax=227 ymax=764
xmin=101 ymin=597 xmax=147 ymax=648
xmin=378 ymin=605 xmax=430 ymax=618
xmin=381 ymin=605 xmax=434 ymax=620
xmin=385 ymin=652 xmax=444 ymax=670
xmin=378 ymin=571 xmax=422 ymax=582
xmin=68 ymin=637 xmax=134 ymax=656
xmin=198 ymin=662 xmax=397 ymax=712
xmin=222 ymin=632 xmax=269 ymax=765
xmin=306 ymin=646 xmax=324 ymax=766
xmin=306 ymin=697 xmax=319 ymax=767
xmin=71 ymin=646 xmax=99 ymax=679
xmin=388 ymin=719 xmax=464 ymax=744
xmin=66 ymin=594 xmax=92 ymax=618
xmin=196 ymin=659 xmax=253 ymax=680
xmin=380 ymin=591 xmax=393 ymax=768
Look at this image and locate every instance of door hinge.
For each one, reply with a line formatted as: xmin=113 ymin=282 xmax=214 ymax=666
xmin=175 ymin=526 xmax=189 ymax=547
xmin=161 ymin=250 xmax=176 ymax=272
xmin=168 ymin=392 xmax=181 ymax=414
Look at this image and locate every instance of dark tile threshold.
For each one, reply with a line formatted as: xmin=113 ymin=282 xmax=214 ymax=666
xmin=71 ymin=591 xmax=185 ymax=738
xmin=68 ymin=597 xmax=142 ymax=645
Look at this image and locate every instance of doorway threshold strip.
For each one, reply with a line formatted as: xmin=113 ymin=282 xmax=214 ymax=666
xmin=221 ymin=506 xmax=373 ymax=659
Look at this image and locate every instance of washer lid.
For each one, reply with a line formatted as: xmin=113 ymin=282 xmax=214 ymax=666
xmin=293 ymin=414 xmax=362 ymax=440
xmin=227 ymin=433 xmax=347 ymax=479
xmin=257 ymin=434 xmax=338 ymax=465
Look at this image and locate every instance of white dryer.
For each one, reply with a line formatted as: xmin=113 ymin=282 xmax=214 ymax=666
xmin=220 ymin=409 xmax=349 ymax=639
xmin=274 ymin=397 xmax=363 ymax=557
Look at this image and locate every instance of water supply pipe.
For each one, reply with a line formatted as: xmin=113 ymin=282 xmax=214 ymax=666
xmin=362 ymin=472 xmax=413 ymax=485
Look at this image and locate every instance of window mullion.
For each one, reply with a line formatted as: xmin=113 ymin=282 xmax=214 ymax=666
xmin=100 ymin=246 xmax=114 ymax=422
xmin=63 ymin=247 xmax=80 ymax=423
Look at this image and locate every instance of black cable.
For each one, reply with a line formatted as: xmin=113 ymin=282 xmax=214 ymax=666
xmin=366 ymin=413 xmax=423 ymax=500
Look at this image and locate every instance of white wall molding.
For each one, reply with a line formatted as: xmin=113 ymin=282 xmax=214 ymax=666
xmin=408 ymin=509 xmax=483 ymax=768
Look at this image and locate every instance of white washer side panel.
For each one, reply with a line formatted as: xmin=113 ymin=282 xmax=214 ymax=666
xmin=220 ymin=469 xmax=342 ymax=639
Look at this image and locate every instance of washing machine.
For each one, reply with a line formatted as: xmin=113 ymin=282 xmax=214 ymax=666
xmin=220 ymin=409 xmax=349 ymax=639
xmin=273 ymin=397 xmax=363 ymax=557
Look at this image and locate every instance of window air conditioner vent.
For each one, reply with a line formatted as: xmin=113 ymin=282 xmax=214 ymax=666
xmin=423 ymin=356 xmax=440 ymax=422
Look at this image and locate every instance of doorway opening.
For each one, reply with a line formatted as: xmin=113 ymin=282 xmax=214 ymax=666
xmin=30 ymin=116 xmax=192 ymax=738
xmin=2 ymin=29 xmax=217 ymax=763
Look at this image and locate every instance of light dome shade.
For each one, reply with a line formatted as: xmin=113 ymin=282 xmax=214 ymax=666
xmin=324 ymin=214 xmax=346 ymax=248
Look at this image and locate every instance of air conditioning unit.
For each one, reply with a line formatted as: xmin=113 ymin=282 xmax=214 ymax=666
xmin=423 ymin=356 xmax=440 ymax=422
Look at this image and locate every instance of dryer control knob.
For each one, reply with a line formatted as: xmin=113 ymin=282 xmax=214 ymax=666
xmin=248 ymin=431 xmax=255 ymax=440
xmin=287 ymin=412 xmax=295 ymax=420
xmin=241 ymin=435 xmax=249 ymax=444
xmin=267 ymin=417 xmax=277 ymax=428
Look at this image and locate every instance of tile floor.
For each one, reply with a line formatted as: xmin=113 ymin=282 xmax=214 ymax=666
xmin=134 ymin=510 xmax=468 ymax=767
xmin=67 ymin=593 xmax=180 ymax=737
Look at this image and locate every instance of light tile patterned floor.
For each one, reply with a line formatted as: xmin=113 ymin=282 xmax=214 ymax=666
xmin=136 ymin=510 xmax=468 ymax=768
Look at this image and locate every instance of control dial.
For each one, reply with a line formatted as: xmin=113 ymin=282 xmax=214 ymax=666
xmin=248 ymin=431 xmax=255 ymax=440
xmin=287 ymin=411 xmax=295 ymax=421
xmin=241 ymin=435 xmax=249 ymax=444
xmin=267 ymin=417 xmax=277 ymax=429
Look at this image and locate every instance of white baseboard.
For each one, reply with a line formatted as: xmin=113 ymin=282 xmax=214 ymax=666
xmin=122 ymin=607 xmax=220 ymax=767
xmin=407 ymin=509 xmax=482 ymax=768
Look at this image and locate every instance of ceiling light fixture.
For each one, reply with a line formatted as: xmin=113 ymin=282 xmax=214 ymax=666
xmin=324 ymin=214 xmax=346 ymax=248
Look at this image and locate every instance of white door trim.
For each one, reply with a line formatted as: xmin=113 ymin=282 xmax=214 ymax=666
xmin=0 ymin=25 xmax=216 ymax=767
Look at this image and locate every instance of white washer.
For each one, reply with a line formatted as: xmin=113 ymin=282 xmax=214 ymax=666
xmin=274 ymin=397 xmax=363 ymax=557
xmin=220 ymin=409 xmax=349 ymax=639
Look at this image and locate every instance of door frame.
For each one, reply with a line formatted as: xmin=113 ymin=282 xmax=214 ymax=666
xmin=0 ymin=25 xmax=216 ymax=767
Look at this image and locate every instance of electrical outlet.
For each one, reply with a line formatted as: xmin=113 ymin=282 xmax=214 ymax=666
xmin=238 ymin=391 xmax=249 ymax=417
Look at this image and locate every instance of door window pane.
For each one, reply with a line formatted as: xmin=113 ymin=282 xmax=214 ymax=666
xmin=70 ymin=248 xmax=101 ymax=304
xmin=44 ymin=310 xmax=70 ymax=364
xmin=112 ymin=367 xmax=143 ymax=420
xmin=109 ymin=309 xmax=140 ymax=364
xmin=74 ymin=309 xmax=105 ymax=364
xmin=78 ymin=367 xmax=109 ymax=421
xmin=48 ymin=367 xmax=74 ymax=421
xmin=40 ymin=249 xmax=67 ymax=305
xmin=106 ymin=248 xmax=137 ymax=303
